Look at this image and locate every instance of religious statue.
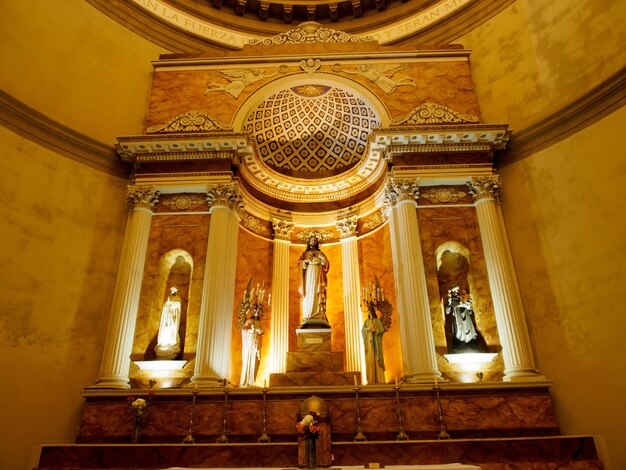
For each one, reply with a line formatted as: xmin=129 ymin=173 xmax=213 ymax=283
xmin=154 ymin=286 xmax=182 ymax=360
xmin=361 ymin=278 xmax=392 ymax=384
xmin=445 ymin=286 xmax=479 ymax=351
xmin=238 ymin=279 xmax=270 ymax=387
xmin=298 ymin=236 xmax=330 ymax=328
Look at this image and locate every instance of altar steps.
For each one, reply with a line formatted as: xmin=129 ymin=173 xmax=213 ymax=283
xmin=35 ymin=436 xmax=603 ymax=469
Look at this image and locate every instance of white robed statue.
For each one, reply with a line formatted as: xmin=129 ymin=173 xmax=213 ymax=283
xmin=155 ymin=286 xmax=182 ymax=359
xmin=361 ymin=277 xmax=392 ymax=384
xmin=446 ymin=286 xmax=479 ymax=350
xmin=238 ymin=279 xmax=267 ymax=387
xmin=298 ymin=236 xmax=330 ymax=328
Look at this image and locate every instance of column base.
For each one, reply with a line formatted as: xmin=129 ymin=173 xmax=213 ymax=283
xmin=503 ymin=369 xmax=547 ymax=382
xmin=403 ymin=370 xmax=445 ymax=384
xmin=187 ymin=376 xmax=228 ymax=388
xmin=89 ymin=376 xmax=131 ymax=389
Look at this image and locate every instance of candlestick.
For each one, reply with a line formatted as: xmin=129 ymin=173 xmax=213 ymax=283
xmin=353 ymin=374 xmax=358 ymax=387
xmin=395 ymin=377 xmax=398 ymax=386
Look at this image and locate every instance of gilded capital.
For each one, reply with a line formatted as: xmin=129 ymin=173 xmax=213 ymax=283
xmin=467 ymin=176 xmax=501 ymax=202
xmin=206 ymin=183 xmax=243 ymax=211
xmin=384 ymin=178 xmax=420 ymax=207
xmin=272 ymin=218 xmax=295 ymax=241
xmin=336 ymin=216 xmax=358 ymax=239
xmin=127 ymin=186 xmax=160 ymax=211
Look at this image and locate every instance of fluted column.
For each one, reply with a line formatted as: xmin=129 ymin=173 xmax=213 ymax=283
xmin=386 ymin=178 xmax=441 ymax=382
xmin=269 ymin=219 xmax=295 ymax=374
xmin=94 ymin=186 xmax=159 ymax=389
xmin=337 ymin=216 xmax=365 ymax=380
xmin=190 ymin=183 xmax=242 ymax=387
xmin=468 ymin=176 xmax=544 ymax=381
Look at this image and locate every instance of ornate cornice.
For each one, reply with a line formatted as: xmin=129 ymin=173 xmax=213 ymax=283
xmin=272 ymin=218 xmax=295 ymax=241
xmin=336 ymin=216 xmax=358 ymax=239
xmin=249 ymin=22 xmax=373 ymax=45
xmin=0 ymin=90 xmax=128 ymax=178
xmin=146 ymin=111 xmax=232 ymax=134
xmin=127 ymin=185 xmax=160 ymax=210
xmin=206 ymin=183 xmax=244 ymax=211
xmin=467 ymin=176 xmax=501 ymax=202
xmin=391 ymin=103 xmax=479 ymax=125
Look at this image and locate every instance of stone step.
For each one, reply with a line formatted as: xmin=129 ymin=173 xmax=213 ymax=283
xmin=286 ymin=351 xmax=344 ymax=372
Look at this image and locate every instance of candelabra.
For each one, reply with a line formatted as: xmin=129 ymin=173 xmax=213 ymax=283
xmin=216 ymin=379 xmax=229 ymax=443
xmin=353 ymin=375 xmax=367 ymax=441
xmin=182 ymin=389 xmax=197 ymax=444
xmin=361 ymin=276 xmax=388 ymax=312
xmin=258 ymin=385 xmax=271 ymax=443
xmin=434 ymin=380 xmax=451 ymax=440
xmin=393 ymin=380 xmax=409 ymax=441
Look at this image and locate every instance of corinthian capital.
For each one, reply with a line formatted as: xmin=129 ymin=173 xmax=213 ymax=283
xmin=206 ymin=183 xmax=243 ymax=211
xmin=384 ymin=178 xmax=420 ymax=207
xmin=127 ymin=185 xmax=160 ymax=211
xmin=272 ymin=218 xmax=295 ymax=241
xmin=467 ymin=176 xmax=501 ymax=202
xmin=336 ymin=216 xmax=358 ymax=239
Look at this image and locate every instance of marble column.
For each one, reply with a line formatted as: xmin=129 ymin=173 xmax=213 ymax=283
xmin=268 ymin=219 xmax=295 ymax=374
xmin=336 ymin=216 xmax=365 ymax=381
xmin=190 ymin=183 xmax=242 ymax=387
xmin=94 ymin=186 xmax=159 ymax=389
xmin=385 ymin=178 xmax=441 ymax=382
xmin=468 ymin=176 xmax=544 ymax=381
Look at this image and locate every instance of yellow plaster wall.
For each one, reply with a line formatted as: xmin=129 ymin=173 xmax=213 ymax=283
xmin=0 ymin=0 xmax=167 ymax=142
xmin=459 ymin=0 xmax=626 ymax=129
xmin=0 ymin=126 xmax=128 ymax=470
xmin=498 ymin=106 xmax=626 ymax=470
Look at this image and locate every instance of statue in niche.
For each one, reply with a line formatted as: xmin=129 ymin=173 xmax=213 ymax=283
xmin=361 ymin=278 xmax=392 ymax=384
xmin=445 ymin=286 xmax=480 ymax=352
xmin=238 ymin=279 xmax=269 ymax=387
xmin=298 ymin=236 xmax=330 ymax=328
xmin=154 ymin=287 xmax=182 ymax=360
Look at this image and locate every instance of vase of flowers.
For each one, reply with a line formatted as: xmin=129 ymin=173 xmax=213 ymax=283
xmin=297 ymin=412 xmax=321 ymax=469
xmin=128 ymin=397 xmax=149 ymax=443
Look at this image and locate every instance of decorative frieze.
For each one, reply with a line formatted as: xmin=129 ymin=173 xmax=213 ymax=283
xmin=361 ymin=210 xmax=387 ymax=232
xmin=341 ymin=64 xmax=416 ymax=94
xmin=391 ymin=103 xmax=479 ymax=125
xmin=467 ymin=176 xmax=501 ymax=202
xmin=127 ymin=186 xmax=160 ymax=210
xmin=206 ymin=183 xmax=244 ymax=211
xmin=249 ymin=21 xmax=371 ymax=45
xmin=146 ymin=111 xmax=232 ymax=134
xmin=272 ymin=218 xmax=295 ymax=241
xmin=161 ymin=194 xmax=205 ymax=211
xmin=420 ymin=187 xmax=467 ymax=204
xmin=297 ymin=229 xmax=334 ymax=243
xmin=336 ymin=216 xmax=358 ymax=238
xmin=204 ymin=69 xmax=279 ymax=99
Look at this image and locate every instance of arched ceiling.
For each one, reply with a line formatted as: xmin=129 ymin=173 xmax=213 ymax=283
xmin=87 ymin=0 xmax=515 ymax=51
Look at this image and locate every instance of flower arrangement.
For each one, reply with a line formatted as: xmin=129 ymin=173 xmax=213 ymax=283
xmin=296 ymin=411 xmax=321 ymax=440
xmin=128 ymin=396 xmax=149 ymax=417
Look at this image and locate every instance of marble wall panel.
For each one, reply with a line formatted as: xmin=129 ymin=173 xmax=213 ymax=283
xmin=132 ymin=213 xmax=209 ymax=362
xmin=230 ymin=229 xmax=274 ymax=386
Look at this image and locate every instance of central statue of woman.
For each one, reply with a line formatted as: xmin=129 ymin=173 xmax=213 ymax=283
xmin=298 ymin=236 xmax=330 ymax=328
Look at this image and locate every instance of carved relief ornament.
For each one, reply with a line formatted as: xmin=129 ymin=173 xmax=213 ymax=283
xmin=241 ymin=212 xmax=269 ymax=235
xmin=392 ymin=103 xmax=479 ymax=125
xmin=161 ymin=194 xmax=205 ymax=211
xmin=206 ymin=184 xmax=244 ymax=211
xmin=297 ymin=229 xmax=334 ymax=243
xmin=336 ymin=216 xmax=358 ymax=238
xmin=467 ymin=176 xmax=501 ymax=202
xmin=384 ymin=178 xmax=420 ymax=207
xmin=420 ymin=188 xmax=467 ymax=204
xmin=361 ymin=210 xmax=388 ymax=232
xmin=249 ymin=21 xmax=372 ymax=45
xmin=127 ymin=186 xmax=160 ymax=211
xmin=146 ymin=111 xmax=232 ymax=134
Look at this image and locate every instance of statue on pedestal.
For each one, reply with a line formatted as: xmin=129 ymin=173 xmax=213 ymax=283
xmin=298 ymin=236 xmax=330 ymax=328
xmin=155 ymin=287 xmax=182 ymax=359
xmin=238 ymin=279 xmax=269 ymax=387
xmin=445 ymin=286 xmax=479 ymax=351
xmin=361 ymin=277 xmax=392 ymax=384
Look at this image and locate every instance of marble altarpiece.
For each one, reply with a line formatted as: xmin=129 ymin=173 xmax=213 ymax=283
xmin=46 ymin=22 xmax=608 ymax=470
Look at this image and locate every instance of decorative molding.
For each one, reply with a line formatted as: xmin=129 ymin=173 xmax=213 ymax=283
xmin=336 ymin=216 xmax=358 ymax=238
xmin=420 ymin=187 xmax=467 ymax=204
xmin=300 ymin=58 xmax=321 ymax=75
xmin=127 ymin=186 xmax=160 ymax=210
xmin=241 ymin=211 xmax=269 ymax=235
xmin=467 ymin=176 xmax=501 ymax=202
xmin=272 ymin=218 xmax=295 ymax=240
xmin=161 ymin=194 xmax=206 ymax=211
xmin=0 ymin=90 xmax=128 ymax=178
xmin=361 ymin=210 xmax=387 ymax=231
xmin=391 ymin=103 xmax=479 ymax=125
xmin=146 ymin=111 xmax=232 ymax=133
xmin=497 ymin=67 xmax=626 ymax=168
xmin=296 ymin=229 xmax=334 ymax=243
xmin=249 ymin=22 xmax=373 ymax=45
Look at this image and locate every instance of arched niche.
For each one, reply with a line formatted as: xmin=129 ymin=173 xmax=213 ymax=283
xmin=435 ymin=241 xmax=485 ymax=354
xmin=145 ymin=249 xmax=193 ymax=360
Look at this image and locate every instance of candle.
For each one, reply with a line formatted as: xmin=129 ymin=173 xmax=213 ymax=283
xmin=353 ymin=374 xmax=358 ymax=387
xmin=264 ymin=379 xmax=267 ymax=389
xmin=395 ymin=377 xmax=398 ymax=386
